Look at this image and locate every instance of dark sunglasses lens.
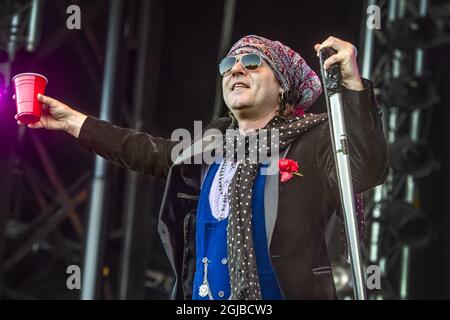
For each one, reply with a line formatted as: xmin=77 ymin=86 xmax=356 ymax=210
xmin=219 ymin=57 xmax=236 ymax=75
xmin=241 ymin=54 xmax=261 ymax=71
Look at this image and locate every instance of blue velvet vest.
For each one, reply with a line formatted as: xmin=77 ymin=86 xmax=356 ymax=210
xmin=192 ymin=162 xmax=283 ymax=300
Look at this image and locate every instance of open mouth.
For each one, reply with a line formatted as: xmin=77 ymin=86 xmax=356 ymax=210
xmin=232 ymin=82 xmax=250 ymax=91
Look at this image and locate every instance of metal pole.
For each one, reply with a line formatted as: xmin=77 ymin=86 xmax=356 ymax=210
xmin=386 ymin=0 xmax=402 ymax=198
xmin=399 ymin=0 xmax=428 ymax=300
xmin=26 ymin=0 xmax=44 ymax=52
xmin=366 ymin=1 xmax=396 ymax=300
xmin=361 ymin=0 xmax=377 ymax=79
xmin=386 ymin=0 xmax=404 ymax=299
xmin=118 ymin=0 xmax=151 ymax=300
xmin=319 ymin=49 xmax=367 ymax=300
xmin=81 ymin=0 xmax=123 ymax=300
xmin=7 ymin=13 xmax=20 ymax=61
xmin=330 ymin=94 xmax=367 ymax=300
xmin=212 ymin=0 xmax=236 ymax=120
xmin=359 ymin=0 xmax=386 ymax=269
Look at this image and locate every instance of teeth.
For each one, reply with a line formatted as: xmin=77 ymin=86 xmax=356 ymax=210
xmin=233 ymin=84 xmax=247 ymax=90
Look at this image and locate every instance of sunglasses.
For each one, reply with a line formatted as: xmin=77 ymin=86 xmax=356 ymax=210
xmin=219 ymin=53 xmax=262 ymax=76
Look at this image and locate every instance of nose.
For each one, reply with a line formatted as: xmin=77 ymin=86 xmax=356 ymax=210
xmin=229 ymin=57 xmax=246 ymax=76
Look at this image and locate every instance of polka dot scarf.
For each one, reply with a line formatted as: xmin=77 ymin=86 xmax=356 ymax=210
xmin=225 ymin=113 xmax=328 ymax=300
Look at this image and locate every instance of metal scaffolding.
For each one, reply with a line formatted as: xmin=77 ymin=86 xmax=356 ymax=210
xmin=1 ymin=0 xmax=167 ymax=300
xmin=361 ymin=0 xmax=443 ymax=299
xmin=0 ymin=0 xmax=119 ymax=299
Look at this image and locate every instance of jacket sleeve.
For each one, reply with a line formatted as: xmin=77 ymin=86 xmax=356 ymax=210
xmin=316 ymin=79 xmax=389 ymax=193
xmin=76 ymin=116 xmax=177 ymax=179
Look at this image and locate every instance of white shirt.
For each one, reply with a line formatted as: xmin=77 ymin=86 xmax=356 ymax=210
xmin=209 ymin=159 xmax=238 ymax=221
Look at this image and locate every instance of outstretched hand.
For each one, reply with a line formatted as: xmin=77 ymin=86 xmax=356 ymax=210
xmin=14 ymin=93 xmax=88 ymax=138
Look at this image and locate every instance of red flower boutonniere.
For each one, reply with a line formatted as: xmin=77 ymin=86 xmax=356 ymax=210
xmin=279 ymin=158 xmax=303 ymax=182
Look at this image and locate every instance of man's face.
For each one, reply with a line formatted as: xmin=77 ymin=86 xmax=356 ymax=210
xmin=222 ymin=53 xmax=281 ymax=120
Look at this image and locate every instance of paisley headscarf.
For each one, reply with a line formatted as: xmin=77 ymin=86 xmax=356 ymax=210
xmin=227 ymin=35 xmax=322 ymax=114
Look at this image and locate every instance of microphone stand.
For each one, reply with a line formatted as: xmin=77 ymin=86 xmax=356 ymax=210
xmin=319 ymin=47 xmax=367 ymax=300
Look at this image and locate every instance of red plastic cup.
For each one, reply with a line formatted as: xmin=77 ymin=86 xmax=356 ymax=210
xmin=12 ymin=73 xmax=48 ymax=124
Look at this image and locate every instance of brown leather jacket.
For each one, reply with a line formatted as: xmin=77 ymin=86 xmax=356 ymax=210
xmin=77 ymin=79 xmax=388 ymax=299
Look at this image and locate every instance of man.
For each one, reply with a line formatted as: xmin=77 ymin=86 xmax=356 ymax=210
xmin=16 ymin=35 xmax=388 ymax=299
